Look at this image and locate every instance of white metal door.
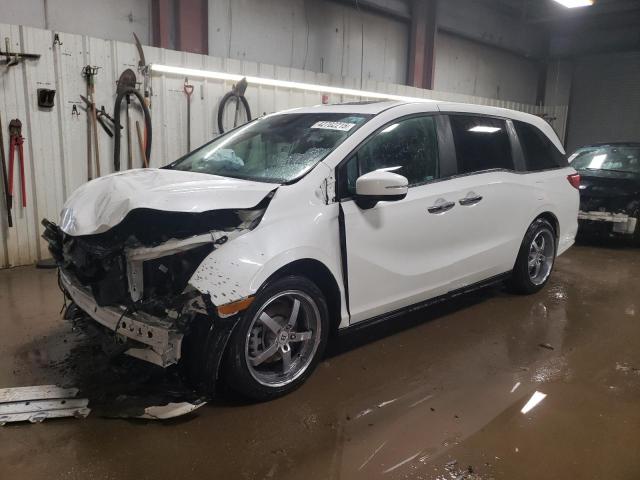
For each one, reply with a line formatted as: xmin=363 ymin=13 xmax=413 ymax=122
xmin=438 ymin=172 xmax=531 ymax=289
xmin=341 ymin=171 xmax=528 ymax=324
xmin=342 ymin=180 xmax=466 ymax=324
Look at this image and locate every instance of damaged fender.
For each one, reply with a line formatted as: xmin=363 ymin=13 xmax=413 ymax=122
xmin=187 ymin=176 xmax=347 ymax=325
xmin=189 ymin=240 xmax=341 ymax=309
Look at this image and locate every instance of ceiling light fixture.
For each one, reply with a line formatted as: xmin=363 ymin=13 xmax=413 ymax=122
xmin=551 ymin=0 xmax=593 ymax=8
xmin=150 ymin=64 xmax=435 ymax=103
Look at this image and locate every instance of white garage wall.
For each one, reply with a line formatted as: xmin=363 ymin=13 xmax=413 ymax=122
xmin=208 ymin=0 xmax=409 ymax=85
xmin=0 ymin=22 xmax=567 ymax=268
xmin=434 ymin=31 xmax=539 ymax=105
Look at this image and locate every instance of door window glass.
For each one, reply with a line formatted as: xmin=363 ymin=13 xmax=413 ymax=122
xmin=514 ymin=121 xmax=566 ymax=170
xmin=343 ymin=116 xmax=439 ymax=195
xmin=449 ymin=115 xmax=513 ymax=174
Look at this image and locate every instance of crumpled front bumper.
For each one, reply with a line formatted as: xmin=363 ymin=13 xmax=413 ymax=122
xmin=578 ymin=210 xmax=637 ymax=235
xmin=60 ymin=271 xmax=184 ymax=368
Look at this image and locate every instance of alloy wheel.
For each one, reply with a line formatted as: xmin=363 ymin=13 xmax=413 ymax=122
xmin=244 ymin=290 xmax=321 ymax=387
xmin=528 ymin=229 xmax=555 ymax=285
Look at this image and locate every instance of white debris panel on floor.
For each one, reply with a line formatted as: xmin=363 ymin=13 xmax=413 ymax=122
xmin=0 ymin=21 xmax=568 ymax=269
xmin=0 ymin=384 xmax=208 ymax=424
xmin=140 ymin=401 xmax=207 ymax=420
xmin=0 ymin=385 xmax=90 ymax=425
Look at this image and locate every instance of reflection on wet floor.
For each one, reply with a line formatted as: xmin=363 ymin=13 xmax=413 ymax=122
xmin=1 ymin=244 xmax=639 ymax=479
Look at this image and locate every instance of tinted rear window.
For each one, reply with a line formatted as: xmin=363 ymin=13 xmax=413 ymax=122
xmin=514 ymin=121 xmax=565 ymax=171
xmin=449 ymin=115 xmax=514 ymax=174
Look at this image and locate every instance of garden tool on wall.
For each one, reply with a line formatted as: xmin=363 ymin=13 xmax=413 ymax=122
xmin=133 ymin=32 xmax=152 ymax=110
xmin=113 ymin=69 xmax=152 ymax=171
xmin=135 ymin=121 xmax=148 ymax=168
xmin=79 ymin=97 xmax=120 ymax=138
xmin=0 ymin=37 xmax=40 ymax=69
xmin=81 ymin=65 xmax=101 ymax=179
xmin=184 ymin=78 xmax=194 ymax=152
xmin=7 ymin=119 xmax=26 ymax=214
xmin=0 ymin=115 xmax=13 ymax=227
xmin=117 ymin=69 xmax=137 ymax=169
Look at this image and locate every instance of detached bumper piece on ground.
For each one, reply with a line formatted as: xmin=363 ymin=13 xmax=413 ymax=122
xmin=0 ymin=385 xmax=89 ymax=425
xmin=0 ymin=384 xmax=207 ymax=425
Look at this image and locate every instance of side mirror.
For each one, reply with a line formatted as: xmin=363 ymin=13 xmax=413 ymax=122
xmin=355 ymin=170 xmax=408 ymax=209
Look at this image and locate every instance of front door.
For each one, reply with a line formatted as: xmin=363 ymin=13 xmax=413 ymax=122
xmin=339 ymin=114 xmax=467 ymax=323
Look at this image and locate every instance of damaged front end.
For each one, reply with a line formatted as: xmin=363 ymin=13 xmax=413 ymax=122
xmin=578 ymin=192 xmax=639 ymax=237
xmin=42 ymin=196 xmax=271 ymax=369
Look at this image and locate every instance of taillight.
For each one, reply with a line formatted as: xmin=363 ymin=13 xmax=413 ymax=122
xmin=567 ymin=173 xmax=581 ymax=189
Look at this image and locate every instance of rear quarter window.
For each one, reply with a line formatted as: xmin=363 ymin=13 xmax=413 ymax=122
xmin=449 ymin=115 xmax=514 ymax=174
xmin=514 ymin=121 xmax=566 ymax=171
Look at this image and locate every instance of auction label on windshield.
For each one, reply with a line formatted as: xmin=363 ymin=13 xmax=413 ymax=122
xmin=311 ymin=121 xmax=356 ymax=131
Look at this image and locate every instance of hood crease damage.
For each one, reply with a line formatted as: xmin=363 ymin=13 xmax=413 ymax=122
xmin=42 ymin=187 xmax=276 ymax=370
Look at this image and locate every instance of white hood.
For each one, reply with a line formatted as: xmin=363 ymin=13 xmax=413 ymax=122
xmin=59 ymin=168 xmax=275 ymax=235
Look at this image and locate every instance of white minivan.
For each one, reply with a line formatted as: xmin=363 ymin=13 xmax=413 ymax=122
xmin=44 ymin=101 xmax=579 ymax=400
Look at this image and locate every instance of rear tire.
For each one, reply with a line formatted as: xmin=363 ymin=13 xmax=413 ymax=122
xmin=223 ymin=275 xmax=329 ymax=401
xmin=508 ymin=218 xmax=557 ymax=295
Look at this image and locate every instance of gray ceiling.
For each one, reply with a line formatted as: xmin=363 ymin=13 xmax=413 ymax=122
xmin=494 ymin=0 xmax=640 ymax=30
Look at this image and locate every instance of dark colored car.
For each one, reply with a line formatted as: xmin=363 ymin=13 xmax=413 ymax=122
xmin=569 ymin=143 xmax=640 ymax=242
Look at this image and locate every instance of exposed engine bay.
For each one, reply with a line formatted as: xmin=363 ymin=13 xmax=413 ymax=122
xmin=571 ymin=143 xmax=640 ymax=238
xmin=577 ymin=182 xmax=640 ymax=236
xmin=42 ymin=194 xmax=273 ymax=368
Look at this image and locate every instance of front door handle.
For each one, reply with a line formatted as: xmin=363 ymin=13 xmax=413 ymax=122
xmin=428 ymin=199 xmax=455 ymax=214
xmin=459 ymin=193 xmax=483 ymax=206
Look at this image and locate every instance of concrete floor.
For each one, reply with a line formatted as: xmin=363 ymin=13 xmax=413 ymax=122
xmin=0 ymin=244 xmax=639 ymax=479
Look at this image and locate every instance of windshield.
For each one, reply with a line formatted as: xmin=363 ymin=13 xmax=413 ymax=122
xmin=568 ymin=145 xmax=640 ymax=174
xmin=168 ymin=113 xmax=371 ymax=183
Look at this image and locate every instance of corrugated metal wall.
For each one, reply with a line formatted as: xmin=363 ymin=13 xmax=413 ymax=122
xmin=566 ymin=52 xmax=640 ymax=152
xmin=434 ymin=32 xmax=539 ymax=105
xmin=208 ymin=0 xmax=410 ymax=85
xmin=0 ymin=23 xmax=568 ymax=268
xmin=0 ymin=0 xmax=151 ymax=44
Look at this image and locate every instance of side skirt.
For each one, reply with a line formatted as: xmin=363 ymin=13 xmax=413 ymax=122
xmin=338 ymin=272 xmax=511 ymax=336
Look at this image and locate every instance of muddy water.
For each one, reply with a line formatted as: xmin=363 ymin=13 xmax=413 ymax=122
xmin=1 ymin=244 xmax=639 ymax=479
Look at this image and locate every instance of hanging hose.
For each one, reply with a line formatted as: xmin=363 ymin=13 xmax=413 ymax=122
xmin=113 ymin=87 xmax=152 ymax=171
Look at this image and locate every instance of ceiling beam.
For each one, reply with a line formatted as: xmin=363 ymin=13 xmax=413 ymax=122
xmin=177 ymin=0 xmax=208 ymax=54
xmin=152 ymin=0 xmax=172 ymax=49
xmin=325 ymin=0 xmax=412 ymax=22
xmin=407 ymin=0 xmax=438 ymax=89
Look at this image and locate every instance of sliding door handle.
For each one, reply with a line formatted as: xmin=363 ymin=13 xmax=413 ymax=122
xmin=428 ymin=199 xmax=455 ymax=214
xmin=459 ymin=193 xmax=483 ymax=206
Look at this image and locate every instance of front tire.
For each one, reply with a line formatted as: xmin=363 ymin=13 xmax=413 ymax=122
xmin=223 ymin=276 xmax=329 ymax=401
xmin=508 ymin=218 xmax=557 ymax=295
